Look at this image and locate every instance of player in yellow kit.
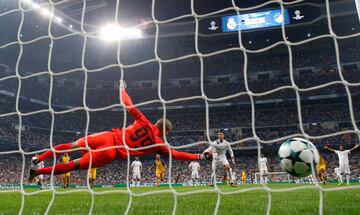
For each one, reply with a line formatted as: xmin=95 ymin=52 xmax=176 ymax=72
xmin=59 ymin=153 xmax=71 ymax=188
xmin=241 ymin=170 xmax=246 ymax=185
xmin=149 ymin=154 xmax=166 ymax=187
xmin=317 ymin=155 xmax=327 ymax=184
xmin=89 ymin=168 xmax=97 ymax=189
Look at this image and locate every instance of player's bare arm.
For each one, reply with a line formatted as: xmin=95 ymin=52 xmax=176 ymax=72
xmin=324 ymin=145 xmax=336 ymax=152
xmin=349 ymin=144 xmax=359 ymax=152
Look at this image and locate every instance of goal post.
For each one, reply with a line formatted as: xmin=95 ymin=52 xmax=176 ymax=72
xmin=355 ymin=0 xmax=360 ymax=23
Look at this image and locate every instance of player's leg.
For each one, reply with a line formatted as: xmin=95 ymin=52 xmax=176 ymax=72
xmin=222 ymin=158 xmax=235 ymax=187
xmin=209 ymin=160 xmax=217 ymax=187
xmin=264 ymin=169 xmax=269 ymax=184
xmin=37 ymin=175 xmax=43 ymax=189
xmin=66 ymin=173 xmax=71 ymax=188
xmin=194 ymin=172 xmax=199 ymax=185
xmin=190 ymin=172 xmax=194 ymax=186
xmin=338 ymin=164 xmax=345 ymax=185
xmin=155 ymin=170 xmax=160 ymax=187
xmin=345 ymin=164 xmax=351 ymax=185
xmin=61 ymin=174 xmax=66 ymax=188
xmin=137 ymin=174 xmax=141 ymax=187
xmin=259 ymin=170 xmax=264 ymax=184
xmin=89 ymin=177 xmax=94 ymax=189
xmin=35 ymin=131 xmax=114 ymax=163
xmin=29 ymin=143 xmax=117 ymax=182
xmin=135 ymin=176 xmax=138 ymax=187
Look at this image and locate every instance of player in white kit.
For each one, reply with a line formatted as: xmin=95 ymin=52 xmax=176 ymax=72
xmin=203 ymin=131 xmax=236 ymax=187
xmin=324 ymin=144 xmax=359 ymax=185
xmin=31 ymin=154 xmax=44 ymax=189
xmin=131 ymin=156 xmax=142 ymax=187
xmin=188 ymin=161 xmax=200 ymax=185
xmin=258 ymin=154 xmax=270 ymax=184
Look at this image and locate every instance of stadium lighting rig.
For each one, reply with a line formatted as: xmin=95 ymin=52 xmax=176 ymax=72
xmin=22 ymin=0 xmax=63 ymax=24
xmin=99 ymin=24 xmax=143 ymax=42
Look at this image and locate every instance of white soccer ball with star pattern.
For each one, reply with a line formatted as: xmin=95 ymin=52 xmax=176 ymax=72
xmin=278 ymin=137 xmax=319 ymax=178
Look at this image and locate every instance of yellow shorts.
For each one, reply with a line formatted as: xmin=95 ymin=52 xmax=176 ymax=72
xmin=241 ymin=177 xmax=246 ymax=182
xmin=156 ymin=170 xmax=165 ymax=180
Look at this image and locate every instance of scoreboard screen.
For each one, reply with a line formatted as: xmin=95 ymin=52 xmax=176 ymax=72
xmin=221 ymin=9 xmax=290 ymax=32
xmin=198 ymin=4 xmax=322 ymax=35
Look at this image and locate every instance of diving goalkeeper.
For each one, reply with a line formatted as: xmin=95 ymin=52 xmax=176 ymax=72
xmin=29 ymin=81 xmax=203 ymax=182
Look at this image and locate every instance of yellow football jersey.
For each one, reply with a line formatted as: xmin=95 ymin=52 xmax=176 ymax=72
xmin=62 ymin=155 xmax=70 ymax=163
xmin=317 ymin=155 xmax=326 ymax=173
xmin=241 ymin=171 xmax=246 ymax=179
xmin=155 ymin=159 xmax=165 ymax=172
xmin=90 ymin=168 xmax=96 ymax=179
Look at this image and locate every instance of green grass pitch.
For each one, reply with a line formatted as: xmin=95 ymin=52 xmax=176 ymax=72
xmin=1 ymin=184 xmax=359 ymax=214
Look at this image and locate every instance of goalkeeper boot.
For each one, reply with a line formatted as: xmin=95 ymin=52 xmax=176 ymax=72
xmin=28 ymin=169 xmax=37 ymax=183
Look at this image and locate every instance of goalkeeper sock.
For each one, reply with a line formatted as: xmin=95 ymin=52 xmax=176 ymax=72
xmin=36 ymin=161 xmax=75 ymax=175
xmin=38 ymin=143 xmax=73 ymax=161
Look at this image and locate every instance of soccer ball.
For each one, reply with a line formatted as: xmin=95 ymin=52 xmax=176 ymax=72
xmin=278 ymin=137 xmax=319 ymax=178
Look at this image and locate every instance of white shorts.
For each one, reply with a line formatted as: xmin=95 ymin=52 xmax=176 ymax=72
xmin=37 ymin=174 xmax=44 ymax=180
xmin=259 ymin=167 xmax=268 ymax=175
xmin=213 ymin=156 xmax=229 ymax=167
xmin=191 ymin=171 xmax=199 ymax=179
xmin=339 ymin=163 xmax=351 ymax=174
xmin=133 ymin=172 xmax=141 ymax=179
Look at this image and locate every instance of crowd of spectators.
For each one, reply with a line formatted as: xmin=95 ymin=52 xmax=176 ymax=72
xmin=0 ymin=150 xmax=359 ymax=186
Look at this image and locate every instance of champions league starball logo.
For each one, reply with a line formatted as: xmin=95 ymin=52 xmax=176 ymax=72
xmin=293 ymin=10 xmax=304 ymax=20
xmin=208 ymin=21 xmax=219 ymax=31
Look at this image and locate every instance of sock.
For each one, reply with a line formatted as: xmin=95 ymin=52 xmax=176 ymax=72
xmin=228 ymin=168 xmax=233 ymax=183
xmin=36 ymin=161 xmax=75 ymax=175
xmin=265 ymin=176 xmax=268 ymax=184
xmin=339 ymin=175 xmax=343 ymax=183
xmin=210 ymin=172 xmax=215 ymax=185
xmin=38 ymin=143 xmax=73 ymax=162
xmin=346 ymin=175 xmax=350 ymax=185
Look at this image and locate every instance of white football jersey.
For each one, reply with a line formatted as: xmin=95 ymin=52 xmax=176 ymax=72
xmin=259 ymin=157 xmax=268 ymax=169
xmin=204 ymin=139 xmax=234 ymax=158
xmin=335 ymin=150 xmax=350 ymax=164
xmin=131 ymin=160 xmax=142 ymax=172
xmin=189 ymin=161 xmax=200 ymax=172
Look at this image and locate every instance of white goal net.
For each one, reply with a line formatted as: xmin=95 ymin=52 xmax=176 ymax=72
xmin=0 ymin=0 xmax=359 ymax=214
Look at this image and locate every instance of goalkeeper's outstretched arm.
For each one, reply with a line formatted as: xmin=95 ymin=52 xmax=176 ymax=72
xmin=160 ymin=146 xmax=203 ymax=161
xmin=120 ymin=81 xmax=150 ymax=125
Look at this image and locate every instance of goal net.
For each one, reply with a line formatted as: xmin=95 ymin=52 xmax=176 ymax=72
xmin=0 ymin=0 xmax=359 ymax=214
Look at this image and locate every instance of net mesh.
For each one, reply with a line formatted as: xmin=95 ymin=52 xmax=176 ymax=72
xmin=0 ymin=0 xmax=359 ymax=214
